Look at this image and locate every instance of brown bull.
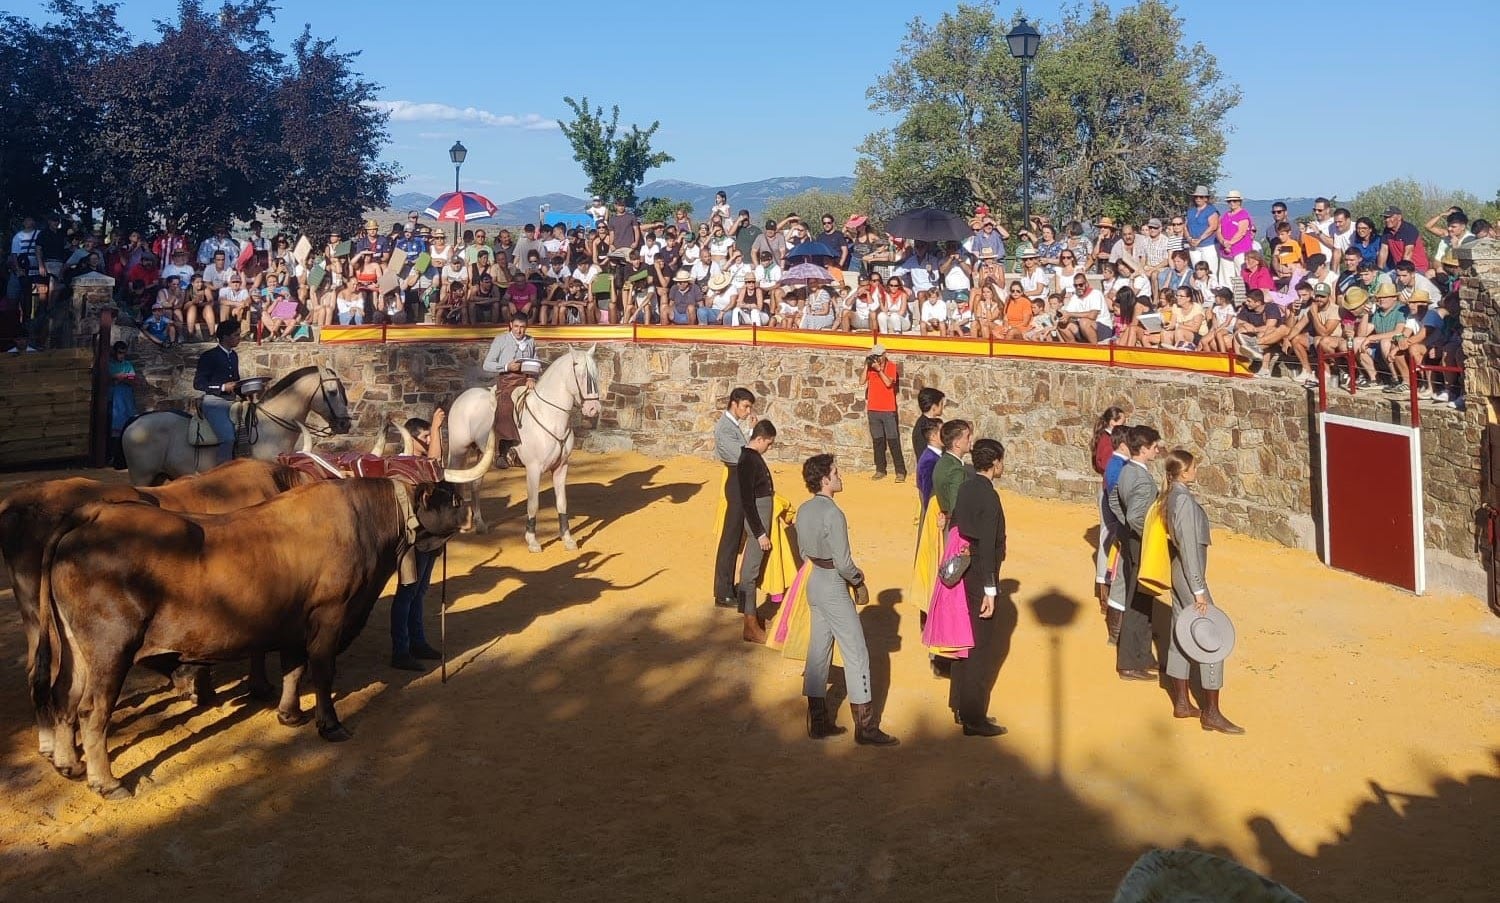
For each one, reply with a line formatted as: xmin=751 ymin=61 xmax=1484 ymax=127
xmin=0 ymin=460 xmax=315 ymax=759
xmin=33 ymin=477 xmax=470 ymax=799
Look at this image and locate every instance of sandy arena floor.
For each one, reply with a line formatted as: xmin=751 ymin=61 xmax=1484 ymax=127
xmin=0 ymin=451 xmax=1496 ymax=901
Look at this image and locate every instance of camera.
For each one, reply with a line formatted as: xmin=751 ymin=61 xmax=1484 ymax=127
xmin=865 ymin=354 xmax=881 ymax=369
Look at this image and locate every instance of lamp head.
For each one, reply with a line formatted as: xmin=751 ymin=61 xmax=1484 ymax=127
xmin=1006 ymin=19 xmax=1040 ymax=60
xmin=449 ymin=141 xmax=468 ymax=165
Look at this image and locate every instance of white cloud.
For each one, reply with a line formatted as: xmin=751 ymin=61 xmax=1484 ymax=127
xmin=369 ymin=100 xmax=557 ymax=131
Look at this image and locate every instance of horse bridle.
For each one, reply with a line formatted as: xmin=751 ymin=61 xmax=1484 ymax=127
xmin=522 ymin=356 xmax=599 ymax=446
xmin=250 ymin=372 xmax=349 ymax=441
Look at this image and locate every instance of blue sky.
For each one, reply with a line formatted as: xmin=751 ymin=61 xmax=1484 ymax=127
xmin=11 ymin=0 xmax=1499 ymax=204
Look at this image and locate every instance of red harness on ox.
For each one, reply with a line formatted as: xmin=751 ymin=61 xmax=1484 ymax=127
xmin=276 ymin=452 xmax=442 ymax=484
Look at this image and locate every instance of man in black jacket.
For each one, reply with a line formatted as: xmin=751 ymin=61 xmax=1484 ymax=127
xmin=950 ymin=437 xmax=1008 ymax=736
xmin=735 ymin=419 xmax=777 ymax=643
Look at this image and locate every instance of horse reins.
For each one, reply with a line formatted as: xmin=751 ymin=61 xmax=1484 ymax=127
xmin=521 ymin=357 xmax=599 ymax=447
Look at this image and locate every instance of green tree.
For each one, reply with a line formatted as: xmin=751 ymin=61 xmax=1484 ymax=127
xmin=85 ymin=0 xmax=285 ymax=235
xmin=762 ymin=191 xmax=866 ymax=231
xmin=637 ymin=197 xmax=691 ymax=225
xmin=270 ymin=27 xmax=400 ymax=240
xmin=856 ymin=1 xmax=1239 ymax=225
xmin=557 ymin=97 xmax=673 ymax=209
xmin=1346 ymin=178 xmax=1496 ymax=231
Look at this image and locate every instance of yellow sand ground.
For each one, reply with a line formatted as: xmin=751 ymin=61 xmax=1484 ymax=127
xmin=0 ymin=451 xmax=1495 ymax=901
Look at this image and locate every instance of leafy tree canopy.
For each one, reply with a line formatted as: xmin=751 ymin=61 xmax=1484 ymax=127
xmin=856 ymin=1 xmax=1240 ymax=225
xmin=557 ymin=97 xmax=673 ymax=210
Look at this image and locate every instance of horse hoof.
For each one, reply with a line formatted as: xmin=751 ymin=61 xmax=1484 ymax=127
xmin=190 ymin=689 xmax=218 ymax=707
xmin=56 ymin=762 xmax=85 ymax=781
xmin=562 ymin=537 xmax=578 ymax=551
xmin=95 ymin=783 xmax=131 ymax=801
xmin=277 ymin=709 xmax=310 ymax=727
xmin=318 ymin=723 xmax=352 ymax=742
xmin=38 ymin=743 xmax=54 ymax=760
xmin=527 ymin=540 xmax=542 ymax=553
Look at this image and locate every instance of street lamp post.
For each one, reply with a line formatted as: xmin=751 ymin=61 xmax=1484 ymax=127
xmin=449 ymin=140 xmax=467 ymax=244
xmin=1006 ymin=19 xmax=1040 ymax=229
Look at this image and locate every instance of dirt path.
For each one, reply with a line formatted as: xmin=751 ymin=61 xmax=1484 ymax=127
xmin=0 ymin=452 xmax=1495 ymax=901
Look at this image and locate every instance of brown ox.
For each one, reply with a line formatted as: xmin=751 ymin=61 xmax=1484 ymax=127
xmin=33 ymin=477 xmax=471 ymax=799
xmin=0 ymin=460 xmax=316 ymax=758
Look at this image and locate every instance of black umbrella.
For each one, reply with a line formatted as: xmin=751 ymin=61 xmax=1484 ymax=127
xmin=886 ymin=207 xmax=973 ymax=243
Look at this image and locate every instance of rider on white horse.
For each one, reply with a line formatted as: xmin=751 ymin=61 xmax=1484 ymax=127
xmin=193 ymin=319 xmax=245 ymax=465
xmin=482 ymin=313 xmax=538 ymax=463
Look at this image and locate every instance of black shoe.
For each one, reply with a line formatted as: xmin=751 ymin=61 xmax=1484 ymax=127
xmin=390 ymin=654 xmax=426 ymax=672
xmin=410 ymin=642 xmax=442 ymax=660
xmin=953 ymin=711 xmax=1000 ymax=726
xmin=962 ymin=720 xmax=1008 ymax=737
xmin=894 ymin=473 xmax=908 ymax=484
xmin=872 ymin=472 xmax=888 ymax=481
xmin=713 ymin=596 xmax=738 ymax=609
xmin=1117 ymin=669 xmax=1155 ymax=681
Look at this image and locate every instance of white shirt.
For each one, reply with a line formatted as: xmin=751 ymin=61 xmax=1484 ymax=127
xmin=942 ymin=262 xmax=972 ymax=291
xmin=202 ymin=263 xmax=236 ymax=290
xmin=586 ymin=203 xmax=608 ymax=226
xmin=1065 ymin=288 xmax=1113 ymax=329
xmin=573 ymin=263 xmax=601 ymax=285
xmin=755 ymin=263 xmax=781 ymax=289
xmin=919 ymin=297 xmax=949 ymax=322
xmin=162 ymin=262 xmax=196 ymax=288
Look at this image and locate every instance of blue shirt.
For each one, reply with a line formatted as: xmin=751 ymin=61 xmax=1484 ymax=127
xmin=1350 ymin=233 xmax=1383 ymax=269
xmin=1185 ymin=204 xmax=1220 ymax=244
xmin=143 ymin=314 xmax=172 ymax=341
xmin=1103 ymin=452 xmax=1130 ymax=529
xmin=395 ymin=236 xmax=428 ymax=258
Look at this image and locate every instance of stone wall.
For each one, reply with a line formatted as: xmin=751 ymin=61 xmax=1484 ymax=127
xmin=130 ymin=335 xmax=1483 ymax=596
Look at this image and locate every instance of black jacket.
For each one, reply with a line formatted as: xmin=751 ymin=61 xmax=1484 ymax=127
xmin=953 ymin=472 xmax=1006 ymax=591
xmin=737 ymin=446 xmax=774 ymax=537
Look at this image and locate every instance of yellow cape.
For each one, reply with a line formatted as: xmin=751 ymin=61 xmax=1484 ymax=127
xmin=909 ymin=501 xmax=941 ymax=614
xmin=712 ymin=491 xmax=796 ymax=600
xmin=1137 ymin=498 xmax=1171 ymax=596
xmin=765 ymin=561 xmax=844 ymax=667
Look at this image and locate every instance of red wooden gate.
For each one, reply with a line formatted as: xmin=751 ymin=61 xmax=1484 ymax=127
xmin=1318 ymin=413 xmax=1425 ymax=593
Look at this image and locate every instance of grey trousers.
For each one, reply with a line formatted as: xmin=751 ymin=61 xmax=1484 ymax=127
xmin=1164 ymin=594 xmax=1225 ymax=690
xmin=802 ymin=568 xmax=873 ymax=705
xmin=737 ymin=496 xmax=774 ymax=615
xmin=201 ymin=394 xmax=236 ymax=465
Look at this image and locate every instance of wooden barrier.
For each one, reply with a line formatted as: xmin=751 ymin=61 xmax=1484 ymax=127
xmin=0 ymin=348 xmax=95 ymax=467
xmin=318 ymin=323 xmax=1254 ymax=378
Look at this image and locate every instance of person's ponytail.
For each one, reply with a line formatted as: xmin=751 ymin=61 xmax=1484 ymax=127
xmin=1158 ymin=448 xmax=1196 ymax=507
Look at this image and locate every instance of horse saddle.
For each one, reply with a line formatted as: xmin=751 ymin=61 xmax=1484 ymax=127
xmin=186 ymin=402 xmax=256 ymax=447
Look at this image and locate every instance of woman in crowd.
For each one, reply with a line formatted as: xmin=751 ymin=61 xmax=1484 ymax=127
xmin=1163 ymin=285 xmax=1206 ymax=350
xmin=1035 ymin=223 xmax=1066 ymax=269
xmin=997 ymin=281 xmax=1033 ymax=340
xmin=1160 ymin=448 xmax=1244 ymax=735
xmin=1111 ymin=287 xmax=1151 ymax=348
xmin=182 ymin=272 xmax=218 ymax=339
xmin=838 ymin=276 xmax=877 ymax=332
xmin=876 ymin=276 xmax=910 ymax=334
xmin=1189 ymin=259 xmax=1221 ymax=299
xmin=1348 ymin=217 xmax=1383 ymax=269
xmin=970 ymin=282 xmax=1001 ymax=340
xmin=1052 ymin=249 xmax=1086 ymax=299
xmin=1239 ymin=251 xmax=1275 ymax=294
xmin=107 ymin=341 xmax=138 ymax=469
xmin=1018 ymin=246 xmax=1049 ymax=298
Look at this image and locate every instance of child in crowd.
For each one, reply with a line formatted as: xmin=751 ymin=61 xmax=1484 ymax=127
xmin=1198 ymin=287 xmax=1239 ymax=353
xmin=141 ymin=301 xmax=178 ymax=347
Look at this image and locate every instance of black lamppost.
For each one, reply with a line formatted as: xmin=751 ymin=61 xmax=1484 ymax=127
xmin=449 ymin=140 xmax=467 ymax=243
xmin=1006 ymin=18 xmax=1041 ymax=228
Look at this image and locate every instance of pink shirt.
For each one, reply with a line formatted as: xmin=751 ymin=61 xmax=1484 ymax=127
xmin=1241 ymin=263 xmax=1275 ymax=294
xmin=1220 ymin=208 xmax=1255 ymax=256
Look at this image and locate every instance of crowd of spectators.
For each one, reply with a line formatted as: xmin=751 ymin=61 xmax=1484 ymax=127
xmin=4 ymin=186 xmax=1485 ymax=403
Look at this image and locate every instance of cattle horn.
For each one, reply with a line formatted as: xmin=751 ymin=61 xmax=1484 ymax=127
xmin=298 ymin=424 xmax=315 ymax=453
xmin=442 ymin=433 xmax=494 ymax=484
xmin=393 ymin=419 xmax=417 ymax=456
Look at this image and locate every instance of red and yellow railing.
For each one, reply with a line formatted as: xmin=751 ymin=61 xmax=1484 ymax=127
xmin=319 ymin=323 xmax=1252 ymax=378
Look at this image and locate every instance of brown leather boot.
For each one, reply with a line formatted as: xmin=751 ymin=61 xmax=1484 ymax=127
xmin=806 ymin=697 xmax=846 ymax=739
xmin=851 ymin=702 xmax=899 ymax=746
xmin=1095 ymin=582 xmax=1110 ymax=614
xmin=742 ymin=614 xmax=767 ymax=644
xmin=1105 ymin=607 xmax=1122 ymax=646
xmin=1170 ymin=677 xmax=1200 ymax=719
xmin=1199 ymin=689 xmax=1245 ymax=735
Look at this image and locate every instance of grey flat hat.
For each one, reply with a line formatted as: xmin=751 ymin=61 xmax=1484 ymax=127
xmin=1174 ymin=605 xmax=1236 ymax=664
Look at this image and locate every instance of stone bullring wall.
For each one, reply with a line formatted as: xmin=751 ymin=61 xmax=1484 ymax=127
xmin=132 ymin=336 xmax=1482 ymax=596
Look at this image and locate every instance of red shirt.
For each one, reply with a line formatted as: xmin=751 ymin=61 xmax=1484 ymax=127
xmin=1383 ymin=221 xmax=1429 ymax=272
xmin=863 ymin=360 xmax=899 ymax=412
xmin=1092 ymin=431 xmax=1114 ymax=475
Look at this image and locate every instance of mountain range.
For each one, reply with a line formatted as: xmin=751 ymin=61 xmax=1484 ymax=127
xmin=381 ymin=175 xmax=856 ymax=225
xmin=380 ymin=182 xmax=1317 ymax=233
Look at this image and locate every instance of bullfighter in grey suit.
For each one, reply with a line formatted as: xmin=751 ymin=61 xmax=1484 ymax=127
xmin=1108 ymin=425 xmax=1161 ymax=680
xmin=711 ymin=388 xmax=756 ymax=608
xmin=798 ymin=454 xmax=898 ymax=746
xmin=1162 ymin=451 xmax=1244 ymax=734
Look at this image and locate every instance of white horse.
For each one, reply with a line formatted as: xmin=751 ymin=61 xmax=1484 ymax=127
xmin=447 ymin=345 xmax=602 ymax=550
xmin=122 ymin=365 xmax=353 ymax=486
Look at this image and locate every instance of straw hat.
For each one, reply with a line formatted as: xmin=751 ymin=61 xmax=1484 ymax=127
xmin=1096 ymin=216 xmax=1117 ymax=229
xmin=672 ymin=269 xmax=693 ymax=283
xmin=707 ymin=272 xmax=733 ymax=292
xmin=1440 ymin=252 xmax=1460 ymax=267
xmin=1225 ymin=189 xmax=1244 ymax=201
xmin=1409 ymin=288 xmax=1432 ymax=304
xmin=1018 ymin=244 xmax=1039 ymax=259
xmin=1373 ymin=282 xmax=1399 ymax=299
xmin=978 ymin=247 xmax=999 ymax=260
xmin=1340 ymin=286 xmax=1370 ymax=311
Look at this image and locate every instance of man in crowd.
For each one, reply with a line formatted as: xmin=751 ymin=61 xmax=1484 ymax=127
xmin=1381 ymin=206 xmax=1428 ymax=272
xmin=196 ymin=224 xmax=238 ymax=267
xmin=751 ymin=219 xmax=787 ymax=267
xmin=734 ymin=419 xmax=778 ymax=644
xmin=860 ymin=344 xmax=905 ymax=482
xmin=608 ymin=198 xmax=642 ymax=250
xmin=711 ymin=387 xmax=756 ymax=609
